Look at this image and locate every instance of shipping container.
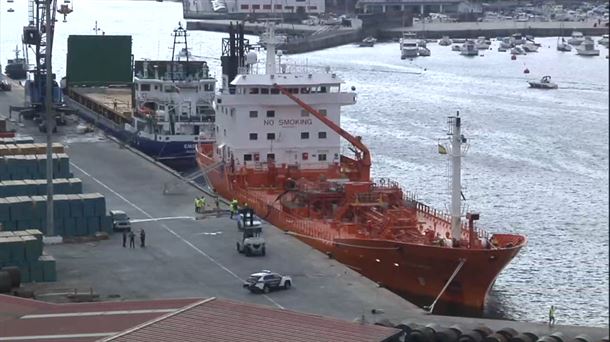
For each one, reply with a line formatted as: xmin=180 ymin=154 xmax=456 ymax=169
xmin=66 ymin=35 xmax=133 ymax=87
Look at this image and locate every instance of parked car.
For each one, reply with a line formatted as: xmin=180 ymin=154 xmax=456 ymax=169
xmin=109 ymin=210 xmax=131 ymax=232
xmin=243 ymin=270 xmax=292 ymax=293
xmin=0 ymin=80 xmax=11 ymax=91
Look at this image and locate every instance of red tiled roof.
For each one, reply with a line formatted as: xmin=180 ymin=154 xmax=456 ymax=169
xmin=0 ymin=294 xmax=201 ymax=342
xmin=104 ymin=298 xmax=402 ymax=342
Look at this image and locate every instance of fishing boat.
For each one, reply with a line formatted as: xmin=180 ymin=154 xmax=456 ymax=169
xmin=528 ymin=75 xmax=558 ymax=89
xmin=196 ymin=22 xmax=527 ymax=314
xmin=400 ymin=32 xmax=419 ymax=59
xmin=4 ymin=46 xmax=27 ymax=79
xmin=460 ymin=40 xmax=479 ymax=56
xmin=576 ymin=37 xmax=600 ymax=56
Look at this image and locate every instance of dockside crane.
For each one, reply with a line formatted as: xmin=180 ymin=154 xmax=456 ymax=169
xmin=9 ymin=0 xmax=75 ymax=124
xmin=11 ymin=0 xmax=75 ymax=237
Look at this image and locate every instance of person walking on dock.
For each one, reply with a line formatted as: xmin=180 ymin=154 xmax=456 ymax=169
xmin=200 ymin=196 xmax=207 ymax=212
xmin=128 ymin=231 xmax=135 ymax=248
xmin=214 ymin=195 xmax=220 ymax=211
xmin=549 ymin=305 xmax=556 ymax=327
xmin=140 ymin=229 xmax=146 ymax=248
xmin=122 ymin=230 xmax=127 ymax=248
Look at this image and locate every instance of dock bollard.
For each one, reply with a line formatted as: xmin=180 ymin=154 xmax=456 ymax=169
xmin=496 ymin=327 xmax=519 ymax=341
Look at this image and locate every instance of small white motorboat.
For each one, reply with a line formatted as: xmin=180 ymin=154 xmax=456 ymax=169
xmin=475 ymin=36 xmax=491 ymax=50
xmin=557 ymin=37 xmax=572 ymax=52
xmin=567 ymin=31 xmax=585 ymax=45
xmin=417 ymin=40 xmax=431 ymax=56
xmin=511 ymin=46 xmax=527 ymax=55
xmin=522 ymin=43 xmax=539 ymax=52
xmin=598 ymin=34 xmax=609 ymax=48
xmin=451 ymin=44 xmax=462 ymax=51
xmin=359 ymin=36 xmax=377 ymax=47
xmin=528 ymin=75 xmax=558 ymax=89
xmin=438 ymin=36 xmax=452 ymax=46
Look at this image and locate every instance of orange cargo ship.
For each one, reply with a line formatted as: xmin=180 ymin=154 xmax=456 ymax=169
xmin=197 ymin=23 xmax=526 ymax=314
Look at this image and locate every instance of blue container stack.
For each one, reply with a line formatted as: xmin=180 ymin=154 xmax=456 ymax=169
xmin=0 ymin=229 xmax=56 ymax=283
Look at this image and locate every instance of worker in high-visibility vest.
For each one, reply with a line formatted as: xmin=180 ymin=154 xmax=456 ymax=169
xmin=194 ymin=197 xmax=200 ymax=213
xmin=200 ymin=196 xmax=207 ymax=212
xmin=230 ymin=199 xmax=238 ymax=218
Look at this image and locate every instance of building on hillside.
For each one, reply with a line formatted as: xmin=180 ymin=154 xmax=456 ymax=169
xmin=355 ymin=0 xmax=475 ymax=15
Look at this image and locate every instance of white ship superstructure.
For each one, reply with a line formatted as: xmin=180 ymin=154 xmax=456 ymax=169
xmin=213 ymin=23 xmax=356 ymax=170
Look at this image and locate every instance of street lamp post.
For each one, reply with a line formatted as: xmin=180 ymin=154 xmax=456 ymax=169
xmin=45 ymin=0 xmax=55 ymax=236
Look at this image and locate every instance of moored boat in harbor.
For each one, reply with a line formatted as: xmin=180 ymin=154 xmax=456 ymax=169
xmin=196 ymin=22 xmax=526 ymax=314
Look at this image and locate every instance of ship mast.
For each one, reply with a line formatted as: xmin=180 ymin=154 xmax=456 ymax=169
xmin=449 ymin=113 xmax=465 ymax=244
xmin=261 ymin=22 xmax=283 ymax=75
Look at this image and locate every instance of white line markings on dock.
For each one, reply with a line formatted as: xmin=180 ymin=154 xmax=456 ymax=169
xmin=130 ymin=216 xmax=195 ymax=223
xmin=70 ymin=162 xmax=285 ymax=310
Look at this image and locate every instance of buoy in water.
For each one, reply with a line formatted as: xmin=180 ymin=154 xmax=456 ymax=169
xmin=511 ymin=55 xmax=517 ymax=60
xmin=523 ymin=68 xmax=530 ymax=74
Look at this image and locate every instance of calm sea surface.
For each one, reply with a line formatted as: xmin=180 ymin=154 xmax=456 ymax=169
xmin=1 ymin=0 xmax=608 ymax=327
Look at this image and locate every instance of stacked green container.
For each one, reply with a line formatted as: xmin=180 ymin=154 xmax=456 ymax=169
xmin=0 ymin=229 xmax=55 ymax=283
xmin=0 ymin=193 xmax=111 ymax=236
xmin=0 ymin=154 xmax=72 ymax=180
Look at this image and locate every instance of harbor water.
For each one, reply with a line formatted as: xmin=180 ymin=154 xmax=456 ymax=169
xmin=1 ymin=0 xmax=608 ymax=327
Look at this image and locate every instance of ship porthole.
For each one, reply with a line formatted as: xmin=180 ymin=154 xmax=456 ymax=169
xmin=393 ymin=263 xmax=399 ymax=267
xmin=489 ymin=255 xmax=497 ymax=261
xmin=375 ymin=259 xmax=381 ymax=263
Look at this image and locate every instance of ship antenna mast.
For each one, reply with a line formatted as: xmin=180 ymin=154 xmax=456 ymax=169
xmin=449 ymin=111 xmax=466 ymax=245
xmin=261 ymin=21 xmax=283 ymax=75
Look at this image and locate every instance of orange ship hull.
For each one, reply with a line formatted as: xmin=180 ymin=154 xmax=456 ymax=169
xmin=197 ymin=148 xmax=526 ymax=314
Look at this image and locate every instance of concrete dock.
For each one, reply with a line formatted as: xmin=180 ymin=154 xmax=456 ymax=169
xmin=0 ymin=80 xmax=608 ymax=339
xmin=380 ymin=20 xmax=610 ymax=39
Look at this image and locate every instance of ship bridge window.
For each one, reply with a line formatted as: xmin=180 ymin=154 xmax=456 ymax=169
xmin=244 ymin=154 xmax=252 ymax=162
xmin=318 ymin=154 xmax=327 ymax=161
xmin=249 ymin=110 xmax=258 ymax=118
xmin=249 ymin=88 xmax=259 ymax=94
xmin=203 ymin=84 xmax=213 ymax=91
xmin=301 ymin=110 xmax=309 ymax=117
xmin=266 ymin=110 xmax=275 ymax=118
xmin=300 ymin=87 xmax=310 ymax=94
xmin=267 ymin=133 xmax=275 ymax=140
xmin=270 ymin=88 xmax=280 ymax=95
xmin=140 ymin=84 xmax=151 ymax=91
xmin=318 ymin=131 xmax=327 ymax=139
xmin=240 ymin=4 xmax=248 ymax=9
xmin=274 ymin=4 xmax=282 ymax=9
xmin=261 ymin=88 xmax=269 ymax=94
xmin=330 ymin=85 xmax=340 ymax=92
xmin=263 ymin=4 xmax=271 ymax=9
xmin=288 ymin=88 xmax=299 ymax=94
xmin=301 ymin=132 xmax=309 ymax=139
xmin=252 ymin=4 xmax=260 ymax=9
xmin=249 ymin=133 xmax=258 ymax=140
xmin=267 ymin=153 xmax=275 ymax=161
xmin=319 ymin=109 xmax=327 ymax=116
